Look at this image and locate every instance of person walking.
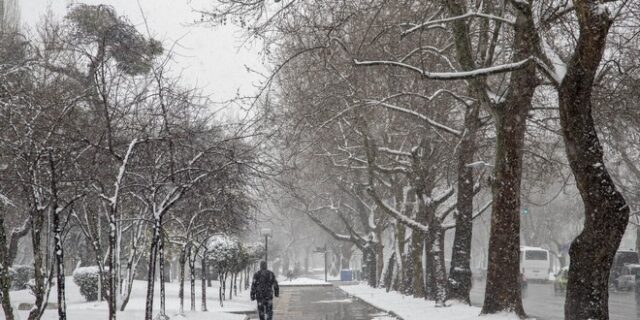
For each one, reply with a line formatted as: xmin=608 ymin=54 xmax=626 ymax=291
xmin=250 ymin=261 xmax=279 ymax=320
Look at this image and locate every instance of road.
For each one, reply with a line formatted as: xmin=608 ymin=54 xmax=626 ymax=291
xmin=470 ymin=280 xmax=640 ymax=320
xmin=248 ymin=286 xmax=396 ymax=320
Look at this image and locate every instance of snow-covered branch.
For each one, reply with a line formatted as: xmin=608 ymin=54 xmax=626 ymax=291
xmin=403 ymin=11 xmax=515 ymax=36
xmin=364 ymin=100 xmax=462 ymax=136
xmin=355 ymin=57 xmax=534 ymax=81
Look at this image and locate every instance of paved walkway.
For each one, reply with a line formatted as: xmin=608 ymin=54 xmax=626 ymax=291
xmin=248 ymin=285 xmax=396 ymax=320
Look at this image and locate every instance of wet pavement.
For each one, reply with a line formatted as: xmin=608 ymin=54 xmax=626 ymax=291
xmin=248 ymin=286 xmax=396 ymax=320
xmin=470 ymin=280 xmax=640 ymax=320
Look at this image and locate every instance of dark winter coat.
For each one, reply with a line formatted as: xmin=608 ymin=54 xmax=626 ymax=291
xmin=250 ymin=269 xmax=279 ymax=301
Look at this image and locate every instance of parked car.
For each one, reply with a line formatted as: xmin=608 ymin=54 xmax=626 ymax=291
xmin=612 ymin=264 xmax=640 ymax=291
xmin=609 ymin=250 xmax=639 ymax=286
xmin=553 ymin=267 xmax=569 ymax=294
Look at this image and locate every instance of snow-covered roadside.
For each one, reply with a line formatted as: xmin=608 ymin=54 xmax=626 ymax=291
xmin=340 ymin=284 xmax=533 ymax=320
xmin=278 ymin=277 xmax=331 ymax=286
xmin=1 ymin=277 xmax=254 ymax=320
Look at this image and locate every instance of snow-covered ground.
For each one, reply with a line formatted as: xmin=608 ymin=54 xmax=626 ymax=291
xmin=1 ymin=277 xmax=254 ymax=320
xmin=340 ymin=284 xmax=535 ymax=320
xmin=278 ymin=277 xmax=330 ymax=286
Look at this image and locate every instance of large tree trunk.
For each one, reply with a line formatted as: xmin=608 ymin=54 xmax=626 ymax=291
xmin=0 ymin=212 xmax=15 ymax=320
xmin=424 ymin=232 xmax=435 ymax=301
xmin=447 ymin=104 xmax=479 ymax=303
xmin=481 ymin=3 xmax=540 ymax=316
xmin=363 ymin=246 xmax=378 ymax=288
xmin=402 ymin=251 xmax=414 ymax=295
xmin=383 ymin=252 xmax=396 ymax=291
xmin=409 ymin=234 xmax=425 ymax=297
xmin=375 ymin=241 xmax=384 ymax=287
xmin=426 ymin=225 xmax=447 ymax=306
xmin=393 ymin=223 xmax=406 ymax=292
xmin=559 ymin=3 xmax=629 ymax=319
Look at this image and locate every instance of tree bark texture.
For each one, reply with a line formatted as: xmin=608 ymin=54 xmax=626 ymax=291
xmin=189 ymin=251 xmax=196 ymax=310
xmin=201 ymin=252 xmax=207 ymax=311
xmin=481 ymin=2 xmax=540 ymax=316
xmin=410 ymin=234 xmax=425 ymax=298
xmin=0 ymin=212 xmax=15 ymax=320
xmin=559 ymin=2 xmax=629 ymax=319
xmin=144 ymin=220 xmax=160 ymax=320
xmin=178 ymin=246 xmax=187 ymax=313
xmin=447 ymin=104 xmax=480 ymax=303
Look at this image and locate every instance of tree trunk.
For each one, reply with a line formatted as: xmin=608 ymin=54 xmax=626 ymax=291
xmin=410 ymin=231 xmax=425 ymax=297
xmin=227 ymin=272 xmax=233 ymax=300
xmin=447 ymin=104 xmax=479 ymax=303
xmin=375 ymin=241 xmax=384 ymax=287
xmin=393 ymin=224 xmax=406 ymax=292
xmin=201 ymin=250 xmax=207 ymax=311
xmin=159 ymin=234 xmax=167 ymax=317
xmin=425 ymin=231 xmax=436 ymax=301
xmin=402 ymin=251 xmax=413 ymax=295
xmin=218 ymin=272 xmax=225 ymax=307
xmin=383 ymin=252 xmax=396 ymax=291
xmin=234 ymin=272 xmax=238 ymax=296
xmin=120 ymin=228 xmax=142 ymax=311
xmin=559 ymin=3 xmax=628 ymax=319
xmin=144 ymin=220 xmax=160 ymax=320
xmin=0 ymin=212 xmax=15 ymax=320
xmin=178 ymin=246 xmax=187 ymax=313
xmin=363 ymin=247 xmax=378 ymax=288
xmin=431 ymin=225 xmax=447 ymax=306
xmin=27 ymin=207 xmax=46 ymax=320
xmin=106 ymin=201 xmax=119 ymax=320
xmin=52 ymin=204 xmax=67 ymax=320
xmin=189 ymin=252 xmax=196 ymax=311
xmin=481 ymin=3 xmax=539 ymax=316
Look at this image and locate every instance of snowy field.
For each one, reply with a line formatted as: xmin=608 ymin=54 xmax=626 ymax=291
xmin=341 ymin=284 xmax=535 ymax=320
xmin=1 ymin=277 xmax=255 ymax=320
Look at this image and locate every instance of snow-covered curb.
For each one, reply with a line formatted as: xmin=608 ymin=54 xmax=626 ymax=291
xmin=340 ymin=284 xmax=533 ymax=320
xmin=278 ymin=277 xmax=332 ymax=287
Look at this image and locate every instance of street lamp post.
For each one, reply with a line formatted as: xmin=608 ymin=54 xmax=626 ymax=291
xmin=260 ymin=228 xmax=272 ymax=267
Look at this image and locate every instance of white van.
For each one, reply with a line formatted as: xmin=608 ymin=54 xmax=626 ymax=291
xmin=520 ymin=246 xmax=551 ymax=281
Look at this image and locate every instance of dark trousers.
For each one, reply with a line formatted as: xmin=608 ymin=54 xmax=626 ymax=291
xmin=257 ymin=299 xmax=273 ymax=320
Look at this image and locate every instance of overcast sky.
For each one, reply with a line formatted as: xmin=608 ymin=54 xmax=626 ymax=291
xmin=20 ymin=0 xmax=264 ymax=103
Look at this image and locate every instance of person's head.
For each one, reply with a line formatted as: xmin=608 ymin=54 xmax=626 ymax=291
xmin=260 ymin=261 xmax=267 ymax=270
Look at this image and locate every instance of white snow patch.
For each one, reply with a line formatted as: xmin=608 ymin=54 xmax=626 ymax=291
xmin=1 ymin=277 xmax=250 ymax=320
xmin=340 ymin=284 xmax=532 ymax=320
xmin=278 ymin=277 xmax=330 ymax=286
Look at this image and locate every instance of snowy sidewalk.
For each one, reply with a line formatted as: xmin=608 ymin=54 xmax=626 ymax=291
xmin=340 ymin=284 xmax=532 ymax=320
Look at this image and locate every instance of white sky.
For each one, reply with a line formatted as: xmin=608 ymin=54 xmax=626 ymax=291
xmin=19 ymin=0 xmax=265 ymax=102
